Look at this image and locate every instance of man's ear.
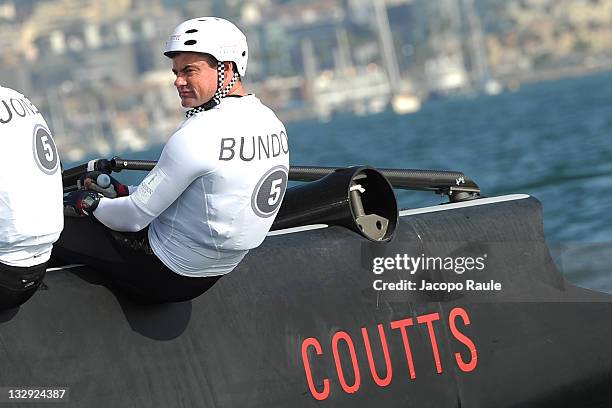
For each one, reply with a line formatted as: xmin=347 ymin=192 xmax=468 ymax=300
xmin=225 ymin=61 xmax=241 ymax=77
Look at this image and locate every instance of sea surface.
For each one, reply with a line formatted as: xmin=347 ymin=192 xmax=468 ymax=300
xmin=66 ymin=71 xmax=612 ymax=292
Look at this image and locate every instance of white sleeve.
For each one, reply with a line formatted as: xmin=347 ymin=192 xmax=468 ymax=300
xmin=92 ymin=128 xmax=215 ymax=232
xmin=93 ymin=195 xmax=154 ymax=232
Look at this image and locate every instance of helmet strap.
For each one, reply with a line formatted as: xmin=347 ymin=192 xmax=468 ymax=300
xmin=185 ymin=62 xmax=239 ymax=118
xmin=214 ymin=62 xmax=239 ymax=102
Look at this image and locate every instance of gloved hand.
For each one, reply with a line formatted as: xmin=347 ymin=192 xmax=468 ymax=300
xmin=64 ymin=190 xmax=102 ymax=217
xmin=77 ymin=171 xmax=128 ymax=198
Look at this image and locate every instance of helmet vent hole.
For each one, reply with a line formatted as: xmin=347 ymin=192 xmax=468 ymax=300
xmin=184 ymin=40 xmax=197 ymax=45
xmin=186 ymin=29 xmax=198 ymax=33
xmin=198 ymin=19 xmax=207 ymax=21
xmin=242 ymin=51 xmax=246 ymax=56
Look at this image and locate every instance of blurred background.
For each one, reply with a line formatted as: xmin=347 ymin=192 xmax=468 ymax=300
xmin=1 ymin=0 xmax=611 ymax=289
xmin=1 ymin=0 xmax=612 ymax=159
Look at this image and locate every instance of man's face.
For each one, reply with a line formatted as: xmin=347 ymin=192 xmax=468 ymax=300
xmin=172 ymin=53 xmax=218 ymax=108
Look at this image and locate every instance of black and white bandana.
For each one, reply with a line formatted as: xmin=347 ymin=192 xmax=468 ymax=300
xmin=185 ymin=62 xmax=239 ymax=118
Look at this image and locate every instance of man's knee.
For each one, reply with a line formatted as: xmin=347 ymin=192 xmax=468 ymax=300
xmin=0 ymin=262 xmax=46 ymax=310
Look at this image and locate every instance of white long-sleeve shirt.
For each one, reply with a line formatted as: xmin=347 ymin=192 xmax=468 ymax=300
xmin=94 ymin=95 xmax=289 ymax=277
xmin=0 ymin=86 xmax=63 ymax=267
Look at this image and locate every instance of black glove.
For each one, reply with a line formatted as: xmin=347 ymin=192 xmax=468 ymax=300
xmin=78 ymin=171 xmax=129 ymax=198
xmin=64 ymin=190 xmax=102 ymax=217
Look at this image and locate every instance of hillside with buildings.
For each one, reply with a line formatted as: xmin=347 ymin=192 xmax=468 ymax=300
xmin=1 ymin=0 xmax=612 ymax=160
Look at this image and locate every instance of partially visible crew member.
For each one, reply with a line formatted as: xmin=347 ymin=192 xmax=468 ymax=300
xmin=64 ymin=17 xmax=289 ymax=303
xmin=0 ymin=86 xmax=63 ymax=310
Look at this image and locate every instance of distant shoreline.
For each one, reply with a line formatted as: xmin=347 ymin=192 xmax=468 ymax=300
xmin=502 ymin=61 xmax=612 ymax=88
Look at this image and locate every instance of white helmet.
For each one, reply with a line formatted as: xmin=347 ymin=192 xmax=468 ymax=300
xmin=164 ymin=17 xmax=248 ymax=77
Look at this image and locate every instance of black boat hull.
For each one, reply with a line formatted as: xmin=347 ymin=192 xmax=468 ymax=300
xmin=1 ymin=195 xmax=611 ymax=407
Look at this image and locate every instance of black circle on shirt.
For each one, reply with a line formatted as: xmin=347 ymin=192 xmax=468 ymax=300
xmin=32 ymin=124 xmax=59 ymax=174
xmin=251 ymin=166 xmax=288 ymax=218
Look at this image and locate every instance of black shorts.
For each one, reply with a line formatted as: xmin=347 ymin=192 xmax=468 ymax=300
xmin=94 ymin=228 xmax=221 ymax=303
xmin=0 ymin=261 xmax=46 ymax=310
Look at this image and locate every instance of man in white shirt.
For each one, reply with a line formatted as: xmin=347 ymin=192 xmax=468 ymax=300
xmin=0 ymin=86 xmax=63 ymax=309
xmin=64 ymin=17 xmax=289 ymax=303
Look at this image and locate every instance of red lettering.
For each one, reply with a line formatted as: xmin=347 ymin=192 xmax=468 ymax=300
xmin=332 ymin=331 xmax=361 ymax=394
xmin=417 ymin=313 xmax=443 ymax=374
xmin=449 ymin=307 xmax=478 ymax=372
xmin=301 ymin=337 xmax=330 ymax=401
xmin=390 ymin=318 xmax=416 ymax=379
xmin=302 ymin=308 xmax=479 ymax=400
xmin=361 ymin=325 xmax=393 ymax=387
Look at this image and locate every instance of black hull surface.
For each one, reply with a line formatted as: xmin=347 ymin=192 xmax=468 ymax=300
xmin=1 ymin=195 xmax=611 ymax=407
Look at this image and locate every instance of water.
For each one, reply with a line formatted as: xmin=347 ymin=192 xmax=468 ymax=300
xmin=65 ymin=71 xmax=612 ymax=292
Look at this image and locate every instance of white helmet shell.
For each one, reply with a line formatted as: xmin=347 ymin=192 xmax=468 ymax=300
xmin=164 ymin=17 xmax=248 ymax=77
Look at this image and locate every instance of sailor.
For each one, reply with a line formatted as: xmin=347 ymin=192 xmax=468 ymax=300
xmin=64 ymin=18 xmax=289 ymax=303
xmin=0 ymin=86 xmax=63 ymax=310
